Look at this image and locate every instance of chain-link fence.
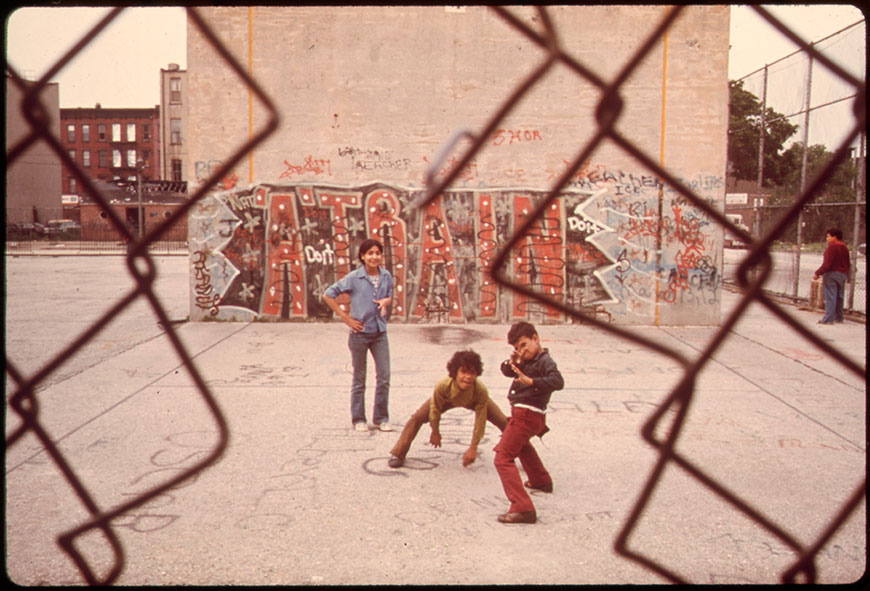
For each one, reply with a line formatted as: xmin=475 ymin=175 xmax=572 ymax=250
xmin=5 ymin=5 xmax=866 ymax=585
xmin=731 ymin=18 xmax=865 ymax=315
xmin=6 ymin=6 xmax=278 ymax=584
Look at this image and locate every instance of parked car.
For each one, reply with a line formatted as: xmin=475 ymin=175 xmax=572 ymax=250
xmin=858 ymin=243 xmax=866 ymax=256
xmin=45 ymin=219 xmax=81 ymax=238
xmin=724 ymin=213 xmax=749 ymax=248
xmin=6 ymin=222 xmax=46 ymax=239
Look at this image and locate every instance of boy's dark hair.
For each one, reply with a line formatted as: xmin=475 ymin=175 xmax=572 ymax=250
xmin=447 ymin=349 xmax=483 ymax=378
xmin=358 ymin=238 xmax=384 ymax=261
xmin=507 ymin=321 xmax=537 ymax=345
xmin=826 ymin=228 xmax=843 ymax=240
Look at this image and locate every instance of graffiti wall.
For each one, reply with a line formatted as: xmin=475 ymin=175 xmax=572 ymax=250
xmin=189 ymin=174 xmax=723 ymax=325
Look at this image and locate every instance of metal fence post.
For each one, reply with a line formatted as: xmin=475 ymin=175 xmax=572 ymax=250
xmin=848 ymin=131 xmax=865 ymax=309
xmin=793 ymin=46 xmax=815 ymax=299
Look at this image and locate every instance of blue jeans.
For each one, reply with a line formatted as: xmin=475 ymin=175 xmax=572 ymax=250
xmin=348 ymin=331 xmax=390 ymax=425
xmin=820 ymin=271 xmax=847 ymax=323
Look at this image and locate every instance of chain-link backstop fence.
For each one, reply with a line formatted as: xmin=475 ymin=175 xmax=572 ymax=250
xmin=733 ymin=18 xmax=865 ymax=315
xmin=5 ymin=5 xmax=866 ymax=585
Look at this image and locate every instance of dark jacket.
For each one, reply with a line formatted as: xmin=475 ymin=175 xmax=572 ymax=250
xmin=500 ymin=348 xmax=564 ymax=411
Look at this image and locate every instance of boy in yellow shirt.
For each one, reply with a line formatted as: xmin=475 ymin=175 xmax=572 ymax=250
xmin=388 ymin=349 xmax=507 ymax=468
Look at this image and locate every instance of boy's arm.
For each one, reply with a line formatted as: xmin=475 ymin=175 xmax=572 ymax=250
xmin=323 ymin=293 xmax=364 ymax=332
xmin=375 ymin=272 xmax=394 ymax=316
xmin=814 ymin=245 xmax=834 ymax=278
xmin=428 ymin=380 xmax=449 ymax=447
xmin=516 ymin=356 xmax=564 ymax=392
xmin=323 ymin=275 xmax=365 ymax=331
xmin=461 ymin=386 xmax=489 ymax=466
xmin=500 ymin=358 xmax=517 ymax=378
xmin=536 ymin=357 xmax=565 ymax=392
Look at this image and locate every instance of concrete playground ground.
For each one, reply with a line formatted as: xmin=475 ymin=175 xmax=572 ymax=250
xmin=4 ymin=253 xmax=866 ymax=586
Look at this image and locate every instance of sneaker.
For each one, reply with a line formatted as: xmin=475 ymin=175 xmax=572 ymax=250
xmin=377 ymin=422 xmax=394 ymax=432
xmin=388 ymin=455 xmax=404 ymax=468
xmin=354 ymin=422 xmax=369 ymax=432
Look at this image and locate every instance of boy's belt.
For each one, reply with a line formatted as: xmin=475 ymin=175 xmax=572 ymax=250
xmin=512 ymin=403 xmax=546 ymax=414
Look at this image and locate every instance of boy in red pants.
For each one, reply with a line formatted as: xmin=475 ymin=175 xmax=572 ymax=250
xmin=494 ymin=321 xmax=564 ymax=524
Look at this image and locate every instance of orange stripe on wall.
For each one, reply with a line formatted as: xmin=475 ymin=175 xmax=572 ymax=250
xmin=248 ymin=6 xmax=254 ymax=183
xmin=655 ymin=5 xmax=670 ymax=326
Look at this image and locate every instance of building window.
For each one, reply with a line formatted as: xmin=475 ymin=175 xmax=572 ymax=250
xmin=142 ymin=150 xmax=150 ymax=166
xmin=127 ymin=149 xmax=137 ymax=167
xmin=82 ymin=150 xmax=91 ymax=167
xmin=68 ymin=149 xmax=76 ymax=163
xmin=112 ymin=123 xmax=121 ymax=142
xmin=98 ymin=124 xmax=106 ymax=141
xmin=171 ymin=159 xmax=183 ymax=182
xmin=99 ymin=150 xmax=108 ymax=167
xmin=112 ymin=149 xmax=122 ymax=167
xmin=82 ymin=124 xmax=90 ymax=142
xmin=170 ymin=119 xmax=182 ymax=144
xmin=170 ymin=77 xmax=182 ymax=103
xmin=127 ymin=123 xmax=136 ymax=142
xmin=66 ymin=124 xmax=76 ymax=142
xmin=68 ymin=177 xmax=76 ymax=193
xmin=143 ymin=124 xmax=151 ymax=141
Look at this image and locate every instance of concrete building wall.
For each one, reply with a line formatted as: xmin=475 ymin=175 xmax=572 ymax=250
xmin=5 ymin=77 xmax=63 ymax=223
xmin=187 ymin=6 xmax=729 ymax=325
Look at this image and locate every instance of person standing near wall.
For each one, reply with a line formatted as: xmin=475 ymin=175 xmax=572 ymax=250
xmin=323 ymin=238 xmax=395 ymax=431
xmin=813 ymin=228 xmax=850 ymax=325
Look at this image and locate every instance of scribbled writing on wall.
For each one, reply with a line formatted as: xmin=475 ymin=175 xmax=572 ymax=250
xmin=188 ymin=177 xmax=722 ymax=324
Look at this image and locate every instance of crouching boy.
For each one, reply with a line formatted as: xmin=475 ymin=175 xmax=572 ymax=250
xmin=388 ymin=349 xmax=507 ymax=468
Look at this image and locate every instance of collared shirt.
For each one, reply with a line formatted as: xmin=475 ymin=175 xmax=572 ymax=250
xmin=429 ymin=376 xmax=490 ymax=447
xmin=324 ymin=264 xmax=394 ymax=333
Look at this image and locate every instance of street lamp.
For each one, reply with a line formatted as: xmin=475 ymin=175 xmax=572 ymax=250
xmin=136 ymin=158 xmax=145 ymax=239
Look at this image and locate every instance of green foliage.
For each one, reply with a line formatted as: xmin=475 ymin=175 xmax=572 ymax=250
xmin=728 ymin=80 xmax=799 ymax=186
xmin=729 ymin=80 xmax=865 ymax=245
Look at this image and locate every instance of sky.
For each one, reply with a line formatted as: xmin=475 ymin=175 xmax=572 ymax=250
xmin=5 ymin=5 xmax=865 ymax=106
xmin=728 ymin=4 xmax=864 ymax=79
xmin=6 ymin=6 xmax=187 ymax=108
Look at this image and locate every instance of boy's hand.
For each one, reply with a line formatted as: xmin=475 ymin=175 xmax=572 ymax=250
xmin=342 ymin=314 xmax=365 ymax=332
xmin=510 ymin=362 xmax=533 ymax=386
xmin=429 ymin=430 xmax=442 ymax=448
xmin=461 ymin=447 xmax=477 ymax=466
xmin=374 ymin=297 xmax=391 ymax=316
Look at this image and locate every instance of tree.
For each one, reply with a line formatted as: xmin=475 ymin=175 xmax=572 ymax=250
xmin=772 ymin=141 xmax=864 ymax=242
xmin=728 ymin=80 xmax=799 ymax=187
xmin=777 ymin=142 xmax=856 ymax=201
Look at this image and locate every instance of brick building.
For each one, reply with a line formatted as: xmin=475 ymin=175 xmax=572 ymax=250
xmin=59 ymin=105 xmax=161 ymax=197
xmin=79 ymin=179 xmax=188 ymax=242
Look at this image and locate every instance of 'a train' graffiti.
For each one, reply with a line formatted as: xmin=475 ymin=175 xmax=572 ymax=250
xmin=189 ymin=180 xmax=722 ymax=324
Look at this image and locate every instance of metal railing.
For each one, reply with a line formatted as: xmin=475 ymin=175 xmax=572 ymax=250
xmin=5 ymin=5 xmax=865 ymax=585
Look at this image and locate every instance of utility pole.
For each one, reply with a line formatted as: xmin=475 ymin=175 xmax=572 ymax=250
xmin=136 ymin=158 xmax=145 ymax=239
